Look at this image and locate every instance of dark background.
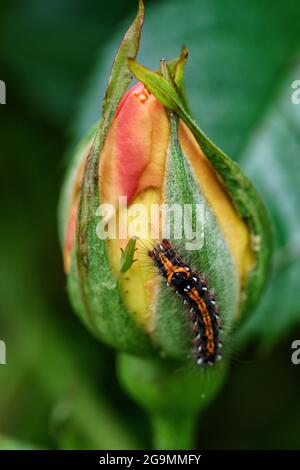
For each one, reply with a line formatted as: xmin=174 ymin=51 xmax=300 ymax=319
xmin=1 ymin=0 xmax=300 ymax=449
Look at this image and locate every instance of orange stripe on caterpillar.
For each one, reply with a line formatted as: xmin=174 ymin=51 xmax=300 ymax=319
xmin=149 ymin=239 xmax=222 ymax=366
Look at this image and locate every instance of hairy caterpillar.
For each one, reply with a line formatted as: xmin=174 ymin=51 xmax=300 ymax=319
xmin=149 ymin=239 xmax=222 ymax=366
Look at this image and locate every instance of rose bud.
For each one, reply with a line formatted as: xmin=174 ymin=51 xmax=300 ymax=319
xmin=60 ymin=72 xmax=271 ymax=356
xmin=59 ymin=0 xmax=272 ymax=447
xmin=60 ymin=0 xmax=271 ymax=446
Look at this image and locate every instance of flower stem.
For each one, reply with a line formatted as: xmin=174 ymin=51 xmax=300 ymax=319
xmin=151 ymin=411 xmax=197 ymax=450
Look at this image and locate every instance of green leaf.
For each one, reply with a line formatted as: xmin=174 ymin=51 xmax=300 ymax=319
xmin=235 ymin=66 xmax=300 ymax=347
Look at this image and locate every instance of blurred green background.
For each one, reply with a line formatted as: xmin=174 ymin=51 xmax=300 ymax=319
xmin=1 ymin=0 xmax=300 ymax=449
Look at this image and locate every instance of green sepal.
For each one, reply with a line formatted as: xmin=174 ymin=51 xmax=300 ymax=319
xmin=173 ymin=46 xmax=190 ymax=111
xmin=58 ymin=124 xmax=98 ymax=249
xmin=152 ymin=110 xmax=238 ymax=360
xmin=173 ymin=46 xmax=188 ymax=91
xmin=65 ymin=1 xmax=154 ymax=354
xmin=155 ymin=46 xmax=189 ymax=103
xmin=100 ymin=0 xmax=144 ymax=143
